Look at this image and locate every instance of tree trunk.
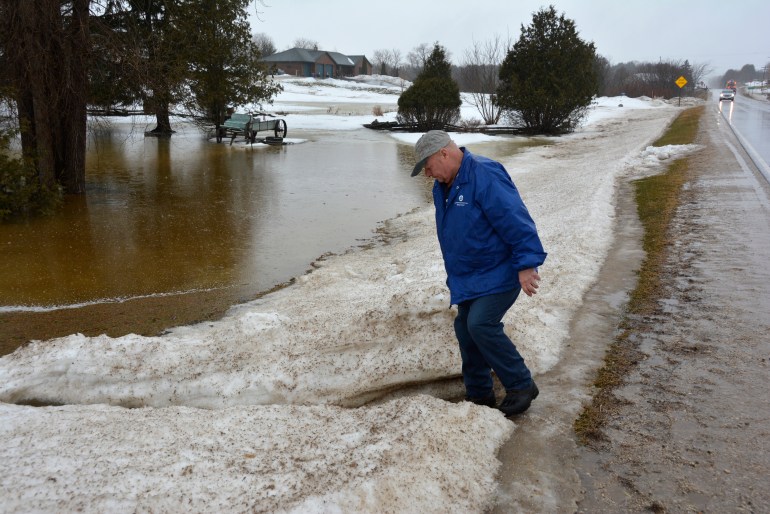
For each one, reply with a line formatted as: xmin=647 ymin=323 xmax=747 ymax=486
xmin=148 ymin=101 xmax=174 ymax=135
xmin=58 ymin=0 xmax=89 ymax=193
xmin=16 ymin=1 xmax=56 ymax=190
xmin=4 ymin=0 xmax=90 ymax=195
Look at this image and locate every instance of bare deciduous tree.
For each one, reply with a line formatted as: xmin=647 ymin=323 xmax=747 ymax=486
xmin=372 ymin=48 xmax=402 ymax=76
xmin=372 ymin=49 xmax=389 ymax=75
xmin=460 ymin=35 xmax=511 ymax=124
xmin=406 ymin=43 xmax=432 ymax=71
xmin=252 ymin=32 xmax=276 ymax=57
xmin=690 ymin=61 xmax=712 ymax=89
xmin=389 ymin=49 xmax=402 ymax=77
xmin=292 ymin=37 xmax=318 ymax=50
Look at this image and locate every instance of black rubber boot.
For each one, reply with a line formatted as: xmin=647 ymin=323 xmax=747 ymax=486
xmin=498 ymin=382 xmax=539 ymax=417
xmin=465 ymin=392 xmax=497 ymax=408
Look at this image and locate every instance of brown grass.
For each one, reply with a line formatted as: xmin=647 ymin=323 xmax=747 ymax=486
xmin=574 ymin=106 xmax=704 ymax=445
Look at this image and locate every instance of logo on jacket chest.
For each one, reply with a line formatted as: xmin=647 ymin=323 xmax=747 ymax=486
xmin=454 ymin=194 xmax=468 ymax=207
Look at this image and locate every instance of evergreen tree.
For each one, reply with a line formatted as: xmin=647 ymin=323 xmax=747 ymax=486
xmin=0 ymin=127 xmax=61 ymax=220
xmin=94 ymin=0 xmax=280 ymax=133
xmin=397 ymin=44 xmax=461 ymax=131
xmin=180 ymin=0 xmax=282 ymax=129
xmin=496 ymin=5 xmax=598 ymax=134
xmin=88 ymin=6 xmax=142 ymax=112
xmin=93 ymin=0 xmax=192 ymax=134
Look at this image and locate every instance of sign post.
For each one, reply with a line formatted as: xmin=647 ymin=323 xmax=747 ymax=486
xmin=675 ymin=76 xmax=688 ymax=106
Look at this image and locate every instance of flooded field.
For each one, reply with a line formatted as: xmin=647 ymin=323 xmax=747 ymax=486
xmin=0 ymin=120 xmax=535 ymax=352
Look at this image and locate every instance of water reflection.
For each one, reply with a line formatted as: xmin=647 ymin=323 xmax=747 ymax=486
xmin=0 ymin=122 xmax=539 ymax=311
xmin=718 ymin=98 xmax=735 ymax=123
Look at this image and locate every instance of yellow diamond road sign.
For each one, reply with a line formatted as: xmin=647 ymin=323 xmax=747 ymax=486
xmin=676 ymin=76 xmax=688 ymax=88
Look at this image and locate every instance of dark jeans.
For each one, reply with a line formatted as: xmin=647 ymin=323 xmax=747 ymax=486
xmin=454 ymin=288 xmax=533 ymax=398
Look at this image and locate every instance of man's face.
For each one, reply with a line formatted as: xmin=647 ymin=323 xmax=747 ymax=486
xmin=423 ymin=147 xmax=453 ymax=183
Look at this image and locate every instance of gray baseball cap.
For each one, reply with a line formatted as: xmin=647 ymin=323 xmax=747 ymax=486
xmin=411 ymin=130 xmax=451 ymax=176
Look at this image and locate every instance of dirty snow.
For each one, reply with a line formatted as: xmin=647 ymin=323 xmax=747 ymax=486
xmin=0 ymin=76 xmax=702 ymax=512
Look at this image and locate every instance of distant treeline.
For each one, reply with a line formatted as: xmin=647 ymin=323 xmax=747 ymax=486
xmin=369 ymin=46 xmax=711 ymax=99
xmin=716 ymin=64 xmax=768 ymax=87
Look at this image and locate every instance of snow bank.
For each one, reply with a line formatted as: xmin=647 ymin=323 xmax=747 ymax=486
xmin=0 ymin=396 xmax=512 ymax=513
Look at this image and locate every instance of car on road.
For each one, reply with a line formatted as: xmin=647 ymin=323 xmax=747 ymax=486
xmin=719 ymin=89 xmax=735 ymax=101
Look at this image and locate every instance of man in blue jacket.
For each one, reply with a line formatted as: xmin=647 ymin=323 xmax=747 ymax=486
xmin=411 ymin=130 xmax=547 ymax=416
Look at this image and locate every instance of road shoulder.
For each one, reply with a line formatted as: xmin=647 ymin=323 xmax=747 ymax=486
xmin=574 ymin=101 xmax=770 ymax=512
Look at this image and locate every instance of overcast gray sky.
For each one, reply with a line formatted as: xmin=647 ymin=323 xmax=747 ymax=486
xmin=250 ymin=0 xmax=769 ymax=79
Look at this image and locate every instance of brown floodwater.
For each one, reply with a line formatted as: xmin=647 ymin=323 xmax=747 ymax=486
xmin=0 ymin=120 xmax=539 ymax=354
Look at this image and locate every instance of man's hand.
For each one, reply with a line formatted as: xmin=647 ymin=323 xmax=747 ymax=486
xmin=519 ymin=268 xmax=541 ymax=297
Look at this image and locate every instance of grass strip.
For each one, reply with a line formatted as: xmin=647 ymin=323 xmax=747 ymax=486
xmin=574 ymin=105 xmax=704 ymax=445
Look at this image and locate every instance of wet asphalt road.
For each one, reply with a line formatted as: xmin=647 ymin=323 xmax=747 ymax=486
xmin=719 ymin=90 xmax=770 ymax=183
xmin=573 ymin=98 xmax=770 ymax=511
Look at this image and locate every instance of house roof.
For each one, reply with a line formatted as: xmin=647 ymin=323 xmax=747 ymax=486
xmin=262 ymin=48 xmax=317 ymax=63
xmin=347 ymin=55 xmax=370 ymax=65
xmin=263 ymin=47 xmax=356 ymax=66
xmin=326 ymin=51 xmax=355 ymax=66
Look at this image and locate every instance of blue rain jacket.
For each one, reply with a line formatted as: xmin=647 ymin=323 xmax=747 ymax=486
xmin=433 ymin=148 xmax=547 ymax=305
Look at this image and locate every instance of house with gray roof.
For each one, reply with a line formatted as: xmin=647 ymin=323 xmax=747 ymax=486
xmin=263 ymin=48 xmax=371 ymax=78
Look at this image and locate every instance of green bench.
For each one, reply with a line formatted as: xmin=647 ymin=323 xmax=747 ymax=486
xmin=216 ymin=112 xmax=288 ymax=145
xmin=220 ymin=113 xmax=253 ymax=144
